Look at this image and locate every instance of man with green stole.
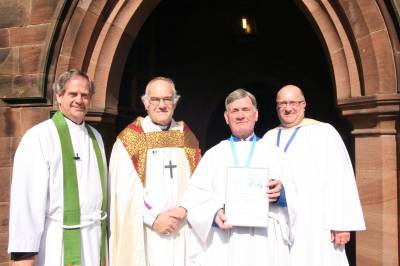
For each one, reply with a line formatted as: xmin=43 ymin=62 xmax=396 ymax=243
xmin=109 ymin=77 xmax=201 ymax=266
xmin=8 ymin=69 xmax=108 ymax=266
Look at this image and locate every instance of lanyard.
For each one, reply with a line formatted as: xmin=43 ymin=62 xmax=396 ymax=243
xmin=277 ymin=127 xmax=300 ymax=153
xmin=229 ymin=135 xmax=257 ymax=167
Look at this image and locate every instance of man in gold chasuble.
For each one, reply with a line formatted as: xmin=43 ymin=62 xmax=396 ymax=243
xmin=109 ymin=77 xmax=201 ymax=266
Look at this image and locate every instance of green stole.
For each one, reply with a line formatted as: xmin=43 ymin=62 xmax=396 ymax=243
xmin=52 ymin=112 xmax=107 ymax=266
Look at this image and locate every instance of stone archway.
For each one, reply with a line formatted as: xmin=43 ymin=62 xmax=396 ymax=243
xmin=47 ymin=0 xmax=400 ymax=264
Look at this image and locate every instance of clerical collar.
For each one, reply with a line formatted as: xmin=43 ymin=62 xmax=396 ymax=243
xmin=230 ymin=133 xmax=259 ymax=142
xmin=62 ymin=114 xmax=85 ymax=128
xmin=146 ymin=116 xmax=173 ymax=131
xmin=159 ymin=122 xmax=171 ymax=131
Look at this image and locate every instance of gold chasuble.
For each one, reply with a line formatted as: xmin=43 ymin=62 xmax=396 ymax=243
xmin=118 ymin=116 xmax=201 ymax=183
xmin=109 ymin=116 xmax=201 ymax=266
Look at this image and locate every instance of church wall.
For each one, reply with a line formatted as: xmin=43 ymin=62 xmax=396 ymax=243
xmin=355 ymin=133 xmax=398 ymax=265
xmin=0 ymin=103 xmax=52 ymax=264
xmin=0 ymin=0 xmax=60 ymax=263
xmin=0 ymin=0 xmax=58 ymax=99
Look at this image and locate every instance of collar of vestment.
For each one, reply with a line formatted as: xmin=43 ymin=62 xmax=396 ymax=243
xmin=230 ymin=133 xmax=260 ymax=142
xmin=63 ymin=115 xmax=86 ymax=128
xmin=276 ymin=118 xmax=320 ymax=130
xmin=118 ymin=116 xmax=201 ymax=185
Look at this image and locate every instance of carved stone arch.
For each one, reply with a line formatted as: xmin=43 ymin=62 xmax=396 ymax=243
xmin=296 ymin=0 xmax=398 ymax=100
xmin=52 ymin=0 xmax=398 ymax=116
xmin=52 ymin=0 xmax=160 ymax=115
xmin=296 ymin=1 xmax=361 ymax=99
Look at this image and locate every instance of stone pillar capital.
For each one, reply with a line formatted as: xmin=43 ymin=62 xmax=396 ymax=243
xmin=337 ymin=94 xmax=400 ymax=136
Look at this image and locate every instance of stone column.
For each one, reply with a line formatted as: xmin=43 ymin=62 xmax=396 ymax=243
xmin=339 ymin=94 xmax=400 ymax=265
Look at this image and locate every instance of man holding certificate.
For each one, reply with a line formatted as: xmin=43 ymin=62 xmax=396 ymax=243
xmin=182 ymin=89 xmax=296 ymax=266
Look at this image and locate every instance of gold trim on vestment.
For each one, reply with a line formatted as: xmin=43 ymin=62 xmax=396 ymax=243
xmin=277 ymin=118 xmax=320 ymax=130
xmin=118 ymin=117 xmax=200 ymax=185
xmin=184 ymin=147 xmax=198 ymax=174
xmin=144 ymin=131 xmax=185 ymax=149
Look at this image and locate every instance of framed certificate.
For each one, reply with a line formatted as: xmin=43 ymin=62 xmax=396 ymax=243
xmin=224 ymin=167 xmax=269 ymax=227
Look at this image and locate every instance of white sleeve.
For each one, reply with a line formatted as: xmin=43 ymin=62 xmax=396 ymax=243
xmin=8 ymin=128 xmax=49 ymax=252
xmin=182 ymin=150 xmax=222 ymax=243
xmin=323 ymin=125 xmax=365 ymax=231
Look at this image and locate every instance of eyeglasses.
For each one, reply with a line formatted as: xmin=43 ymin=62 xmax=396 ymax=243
xmin=276 ymin=100 xmax=304 ymax=108
xmin=149 ymin=96 xmax=174 ymax=106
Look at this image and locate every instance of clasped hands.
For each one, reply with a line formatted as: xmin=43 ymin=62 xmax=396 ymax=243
xmin=215 ymin=179 xmax=282 ymax=230
xmin=152 ymin=207 xmax=187 ymax=235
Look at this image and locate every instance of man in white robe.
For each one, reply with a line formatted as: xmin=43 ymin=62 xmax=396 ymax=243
xmin=182 ymin=89 xmax=296 ymax=266
xmin=263 ymin=84 xmax=365 ymax=266
xmin=8 ymin=69 xmax=108 ymax=266
xmin=109 ymin=77 xmax=201 ymax=266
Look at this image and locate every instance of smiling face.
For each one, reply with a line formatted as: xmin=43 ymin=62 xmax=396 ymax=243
xmin=224 ymin=96 xmax=258 ymax=139
xmin=276 ymin=85 xmax=306 ymax=128
xmin=56 ymin=75 xmax=91 ymax=124
xmin=144 ymin=79 xmax=176 ymax=126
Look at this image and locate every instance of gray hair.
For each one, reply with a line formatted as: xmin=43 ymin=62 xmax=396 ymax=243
xmin=141 ymin=76 xmax=181 ymax=104
xmin=52 ymin=69 xmax=95 ymax=96
xmin=225 ymin=88 xmax=257 ymax=111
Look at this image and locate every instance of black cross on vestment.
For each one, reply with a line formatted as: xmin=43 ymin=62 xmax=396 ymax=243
xmin=165 ymin=160 xmax=177 ymax=179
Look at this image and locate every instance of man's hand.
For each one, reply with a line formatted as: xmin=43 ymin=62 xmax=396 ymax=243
xmin=12 ymin=257 xmax=35 ymax=266
xmin=152 ymin=207 xmax=187 ymax=235
xmin=331 ymin=230 xmax=350 ymax=247
xmin=152 ymin=211 xmax=180 ymax=235
xmin=267 ymin=179 xmax=282 ymax=202
xmin=169 ymin=207 xmax=187 ymax=220
xmin=214 ymin=209 xmax=232 ymax=230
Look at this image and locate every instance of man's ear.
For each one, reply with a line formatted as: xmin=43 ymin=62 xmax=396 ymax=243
xmin=55 ymin=93 xmax=62 ymax=105
xmin=224 ymin=111 xmax=229 ymax=125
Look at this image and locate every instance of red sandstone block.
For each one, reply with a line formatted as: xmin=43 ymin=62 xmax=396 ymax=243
xmin=18 ymin=46 xmax=43 ymax=74
xmin=0 ymin=76 xmax=12 ymax=98
xmin=0 ymin=203 xmax=9 ymax=233
xmin=0 ymin=30 xmax=9 ymax=48
xmin=12 ymin=74 xmax=42 ymax=98
xmin=0 ymin=0 xmax=29 ymax=28
xmin=0 ymin=232 xmax=8 ymax=264
xmin=0 ymin=49 xmax=16 ymax=76
xmin=20 ymin=107 xmax=50 ymax=134
xmin=0 ymin=108 xmax=21 ymax=138
xmin=31 ymin=0 xmax=57 ymax=25
xmin=0 ymin=167 xmax=10 ymax=202
xmin=10 ymin=25 xmax=49 ymax=47
xmin=0 ymin=139 xmax=11 ymax=168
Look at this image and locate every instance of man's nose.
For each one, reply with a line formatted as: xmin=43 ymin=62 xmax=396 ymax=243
xmin=76 ymin=94 xmax=83 ymax=103
xmin=236 ymin=111 xmax=245 ymax=119
xmin=158 ymin=100 xmax=167 ymax=108
xmin=283 ymin=104 xmax=293 ymax=111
